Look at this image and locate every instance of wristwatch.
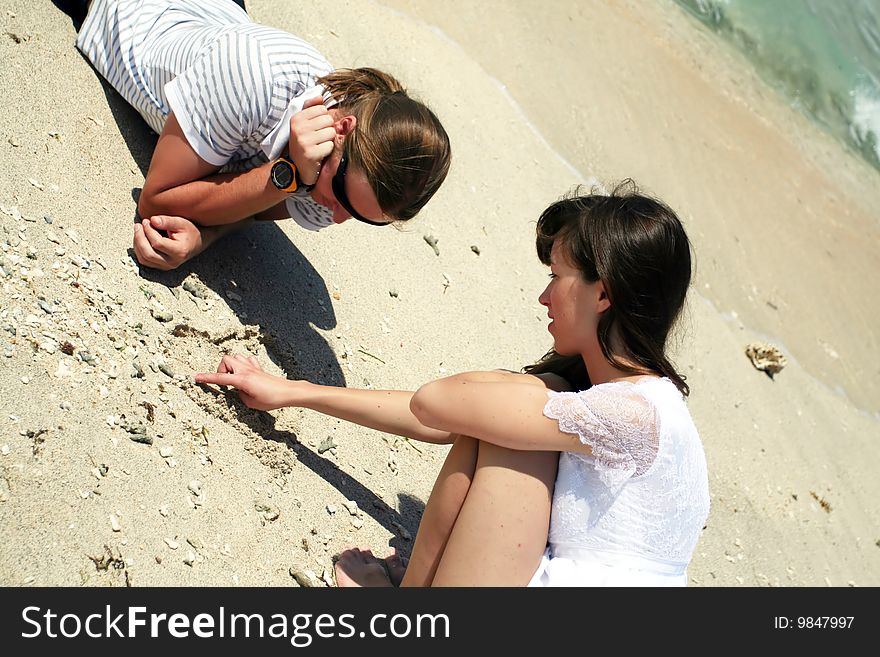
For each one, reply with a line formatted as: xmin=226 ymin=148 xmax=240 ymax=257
xmin=270 ymin=156 xmax=314 ymax=193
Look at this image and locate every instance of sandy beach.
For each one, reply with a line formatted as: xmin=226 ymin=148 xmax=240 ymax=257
xmin=1 ymin=0 xmax=878 ymax=588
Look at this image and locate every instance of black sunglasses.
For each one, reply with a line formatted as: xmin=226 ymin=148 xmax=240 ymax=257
xmin=331 ymin=152 xmax=388 ymax=227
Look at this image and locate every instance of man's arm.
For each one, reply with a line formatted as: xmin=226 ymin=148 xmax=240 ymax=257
xmin=133 ymin=216 xmax=254 ymax=271
xmin=138 ymin=113 xmax=289 ymax=226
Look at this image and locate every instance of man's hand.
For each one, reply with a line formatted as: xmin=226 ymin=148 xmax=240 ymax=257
xmin=195 ymin=354 xmax=295 ymax=411
xmin=288 ymin=95 xmax=336 ymax=185
xmin=133 ymin=215 xmax=205 ymax=271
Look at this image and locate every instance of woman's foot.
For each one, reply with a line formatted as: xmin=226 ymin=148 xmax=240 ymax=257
xmin=334 ymin=547 xmax=410 ymax=587
xmin=334 ymin=548 xmax=394 ymax=587
xmin=385 ymin=549 xmax=409 ymax=587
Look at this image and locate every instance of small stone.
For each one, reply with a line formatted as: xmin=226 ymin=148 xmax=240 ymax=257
xmin=1 ymin=444 xmax=9 ymax=456
xmin=188 ymin=480 xmax=202 ymax=496
xmin=350 ymin=517 xmax=364 ymax=529
xmin=183 ymin=550 xmax=196 ymax=566
xmin=164 ymin=537 xmax=179 ymax=549
xmin=158 ymin=504 xmax=169 ymax=517
xmin=326 ymin=504 xmax=337 ymax=515
xmin=289 ymin=568 xmax=320 ymax=588
xmin=155 ymin=555 xmax=162 ymax=564
xmin=470 ymin=245 xmax=481 ymax=255
xmin=255 ymin=502 xmax=280 ymax=522
xmin=423 ymin=234 xmax=440 ymax=256
xmin=182 ymin=276 xmax=209 ymax=299
xmin=391 ymin=520 xmax=412 ymax=541
xmin=226 ymin=290 xmax=242 ymax=302
xmin=342 ymin=500 xmax=360 ymax=517
xmin=70 ymin=255 xmax=90 ymax=269
xmin=128 ymin=432 xmax=152 ymax=445
xmin=151 ymin=309 xmax=173 ymax=323
xmin=158 ymin=362 xmax=175 ymax=378
xmin=159 ymin=446 xmax=173 ymax=458
xmin=20 ymin=376 xmax=29 ymax=385
xmin=110 ymin=515 xmax=121 ymax=532
xmin=389 ymin=289 xmax=399 ymax=298
xmin=317 ymin=436 xmax=336 ymax=454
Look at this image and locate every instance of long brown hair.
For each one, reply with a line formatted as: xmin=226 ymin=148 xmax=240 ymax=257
xmin=318 ymin=68 xmax=451 ymax=222
xmin=525 ymin=181 xmax=692 ymax=395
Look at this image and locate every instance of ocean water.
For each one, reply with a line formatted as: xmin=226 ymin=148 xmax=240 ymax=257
xmin=671 ymin=0 xmax=880 ymax=172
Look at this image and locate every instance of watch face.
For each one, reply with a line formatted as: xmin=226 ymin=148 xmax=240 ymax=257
xmin=272 ymin=161 xmax=295 ymax=189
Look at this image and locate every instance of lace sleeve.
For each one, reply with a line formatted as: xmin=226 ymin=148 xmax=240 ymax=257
xmin=543 ymin=385 xmax=659 ymax=489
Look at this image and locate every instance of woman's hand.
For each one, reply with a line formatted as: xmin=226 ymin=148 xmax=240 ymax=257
xmin=288 ymin=95 xmax=336 ymax=185
xmin=133 ymin=215 xmax=206 ymax=271
xmin=195 ymin=355 xmax=296 ymax=411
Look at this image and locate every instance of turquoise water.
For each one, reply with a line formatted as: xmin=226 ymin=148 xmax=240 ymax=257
xmin=671 ymin=0 xmax=880 ymax=172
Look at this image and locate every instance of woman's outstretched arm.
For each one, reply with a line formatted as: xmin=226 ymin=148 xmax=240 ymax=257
xmin=195 ymin=357 xmax=569 ymax=446
xmin=195 ymin=354 xmax=453 ymax=444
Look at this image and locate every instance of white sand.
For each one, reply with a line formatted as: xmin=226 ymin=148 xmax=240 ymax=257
xmin=0 ymin=0 xmax=877 ymax=587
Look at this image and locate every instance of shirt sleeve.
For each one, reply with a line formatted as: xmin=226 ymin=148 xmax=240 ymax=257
xmin=164 ymin=31 xmax=274 ymax=166
xmin=543 ymin=385 xmax=659 ymax=489
xmin=284 ymin=194 xmax=335 ymax=231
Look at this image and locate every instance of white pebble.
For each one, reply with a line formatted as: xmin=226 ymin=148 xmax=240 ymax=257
xmin=158 ymin=504 xmax=169 ymax=517
xmin=164 ymin=537 xmax=179 ymax=549
xmin=188 ymin=480 xmax=202 ymax=496
xmin=60 ymin=401 xmax=71 ymax=411
xmin=99 ymin=386 xmax=110 ymax=398
xmin=159 ymin=446 xmax=173 ymax=458
xmin=20 ymin=376 xmax=29 ymax=384
xmin=110 ymin=515 xmax=121 ymax=532
xmin=0 ymin=444 xmax=9 ymax=456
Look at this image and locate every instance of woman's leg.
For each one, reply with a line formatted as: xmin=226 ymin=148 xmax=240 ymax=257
xmin=401 ymin=435 xmax=479 ymax=586
xmin=335 ymin=435 xmax=479 ymax=587
xmin=430 ymin=442 xmax=557 ymax=586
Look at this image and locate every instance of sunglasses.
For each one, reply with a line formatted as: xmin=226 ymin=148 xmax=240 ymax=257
xmin=331 ymin=152 xmax=388 ymax=227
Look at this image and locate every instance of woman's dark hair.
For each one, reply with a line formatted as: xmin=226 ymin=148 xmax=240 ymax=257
xmin=318 ymin=68 xmax=451 ymax=222
xmin=524 ymin=180 xmax=693 ymax=395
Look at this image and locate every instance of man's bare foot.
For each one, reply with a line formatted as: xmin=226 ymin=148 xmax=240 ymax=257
xmin=334 ymin=548 xmax=394 ymax=587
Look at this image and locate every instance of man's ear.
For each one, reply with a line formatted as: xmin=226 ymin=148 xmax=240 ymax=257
xmin=334 ymin=114 xmax=357 ymax=138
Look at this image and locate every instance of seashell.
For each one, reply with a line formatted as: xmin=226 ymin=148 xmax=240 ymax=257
xmin=745 ymin=342 xmax=787 ymax=378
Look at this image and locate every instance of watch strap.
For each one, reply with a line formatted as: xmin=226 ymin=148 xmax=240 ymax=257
xmin=294 ymin=166 xmax=315 ymax=193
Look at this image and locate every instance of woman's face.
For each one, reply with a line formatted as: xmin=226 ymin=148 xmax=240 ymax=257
xmin=309 ymin=143 xmax=388 ymax=226
xmin=538 ymin=240 xmax=607 ymax=356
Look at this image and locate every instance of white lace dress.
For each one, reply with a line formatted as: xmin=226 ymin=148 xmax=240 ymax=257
xmin=528 ymin=377 xmax=710 ymax=587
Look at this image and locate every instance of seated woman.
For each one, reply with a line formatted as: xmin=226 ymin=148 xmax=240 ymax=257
xmin=195 ymin=182 xmax=711 ymax=586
